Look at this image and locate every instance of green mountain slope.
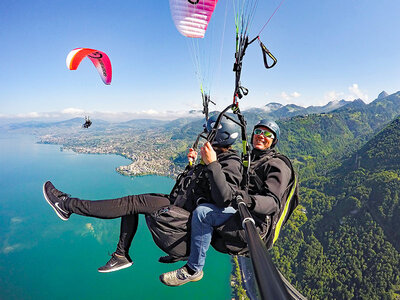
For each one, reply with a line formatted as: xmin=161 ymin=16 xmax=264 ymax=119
xmin=273 ymin=116 xmax=400 ymax=299
xmin=357 ymin=117 xmax=400 ymax=171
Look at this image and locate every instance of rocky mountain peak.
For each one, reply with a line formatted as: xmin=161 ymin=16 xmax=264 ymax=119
xmin=378 ymin=91 xmax=389 ymax=99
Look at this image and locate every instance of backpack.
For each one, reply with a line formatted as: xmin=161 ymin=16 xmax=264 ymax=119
xmin=145 ymin=164 xmax=204 ymax=259
xmin=145 ymin=205 xmax=191 ymax=258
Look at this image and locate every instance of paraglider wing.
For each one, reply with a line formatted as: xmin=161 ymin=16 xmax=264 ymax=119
xmin=169 ymin=0 xmax=219 ymax=38
xmin=66 ymin=48 xmax=112 ymax=85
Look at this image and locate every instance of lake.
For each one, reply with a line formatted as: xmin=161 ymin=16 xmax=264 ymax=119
xmin=0 ymin=133 xmax=232 ymax=299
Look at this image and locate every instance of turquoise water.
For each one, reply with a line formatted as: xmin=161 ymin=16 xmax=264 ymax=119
xmin=0 ymin=134 xmax=232 ymax=299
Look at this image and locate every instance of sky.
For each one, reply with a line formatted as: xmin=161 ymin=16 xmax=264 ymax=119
xmin=1 ymin=0 xmax=400 ymax=122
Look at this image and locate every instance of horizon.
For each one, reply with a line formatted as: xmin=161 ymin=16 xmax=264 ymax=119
xmin=1 ymin=0 xmax=400 ymax=119
xmin=1 ymin=89 xmax=396 ymax=125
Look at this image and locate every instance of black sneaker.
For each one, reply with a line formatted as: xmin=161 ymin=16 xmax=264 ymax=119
xmin=43 ymin=181 xmax=71 ymax=221
xmin=98 ymin=252 xmax=133 ymax=273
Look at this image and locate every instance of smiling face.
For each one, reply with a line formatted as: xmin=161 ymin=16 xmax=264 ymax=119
xmin=252 ymin=126 xmax=274 ymax=150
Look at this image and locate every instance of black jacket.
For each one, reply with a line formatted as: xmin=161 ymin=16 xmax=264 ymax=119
xmin=211 ymin=148 xmax=294 ymax=255
xmin=247 ymin=148 xmax=292 ymax=217
xmin=171 ymin=149 xmax=242 ymax=212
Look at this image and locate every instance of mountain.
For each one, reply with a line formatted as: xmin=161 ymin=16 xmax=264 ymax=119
xmin=326 ymin=116 xmax=400 ymax=243
xmin=5 ymin=117 xmax=83 ymax=129
xmin=244 ymin=99 xmax=351 ymax=120
xmin=378 ymin=90 xmax=389 ymax=99
xmin=355 ymin=117 xmax=400 ymax=171
xmin=117 ymin=119 xmax=169 ymax=129
xmin=245 ymin=91 xmax=398 ymax=123
xmin=272 ymin=115 xmax=400 ymax=299
xmin=348 ymin=117 xmax=400 ymax=250
xmin=5 ymin=117 xmax=110 ymax=129
xmin=272 ymin=104 xmax=305 ymax=118
xmin=263 ymin=102 xmax=283 ymax=112
xmin=319 ymin=99 xmax=351 ymax=112
xmin=277 ymin=92 xmax=400 ymax=168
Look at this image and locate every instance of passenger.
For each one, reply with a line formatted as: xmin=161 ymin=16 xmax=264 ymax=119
xmin=160 ymin=119 xmax=294 ymax=286
xmin=43 ymin=116 xmax=242 ymax=276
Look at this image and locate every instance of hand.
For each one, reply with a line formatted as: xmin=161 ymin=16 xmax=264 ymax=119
xmin=233 ymin=191 xmax=253 ymax=210
xmin=187 ymin=148 xmax=198 ymax=163
xmin=200 ymin=142 xmax=217 ymax=165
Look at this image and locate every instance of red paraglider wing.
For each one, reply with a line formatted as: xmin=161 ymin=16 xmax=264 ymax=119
xmin=66 ymin=48 xmax=112 ymax=85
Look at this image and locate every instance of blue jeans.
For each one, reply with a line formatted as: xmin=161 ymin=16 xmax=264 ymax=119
xmin=187 ymin=203 xmax=236 ymax=272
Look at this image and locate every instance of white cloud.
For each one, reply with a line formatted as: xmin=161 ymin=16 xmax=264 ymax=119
xmin=141 ymin=109 xmax=158 ymax=115
xmin=92 ymin=109 xmax=202 ymax=121
xmin=61 ymin=107 xmax=85 ymax=115
xmin=323 ymin=84 xmax=369 ymax=104
xmin=279 ymin=91 xmax=302 ymax=103
xmin=291 ymin=92 xmax=301 ymax=98
xmin=15 ymin=112 xmax=41 ymax=118
xmin=0 ymin=108 xmax=204 ymax=122
xmin=348 ymin=83 xmax=369 ymax=101
xmin=280 ymin=92 xmax=290 ymax=100
xmin=184 ymin=101 xmax=202 ymax=110
xmin=324 ymin=90 xmax=344 ymax=103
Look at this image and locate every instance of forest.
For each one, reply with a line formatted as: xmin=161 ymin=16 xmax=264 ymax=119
xmin=270 ymin=92 xmax=400 ymax=299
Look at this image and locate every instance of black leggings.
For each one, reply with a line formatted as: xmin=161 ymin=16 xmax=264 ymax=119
xmin=66 ymin=193 xmax=171 ymax=256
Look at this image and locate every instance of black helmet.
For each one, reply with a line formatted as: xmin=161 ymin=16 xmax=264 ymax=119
xmin=252 ymin=119 xmax=280 ymax=148
xmin=206 ymin=114 xmax=239 ymax=147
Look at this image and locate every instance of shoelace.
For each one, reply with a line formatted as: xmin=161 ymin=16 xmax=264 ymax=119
xmin=60 ymin=193 xmax=70 ymax=201
xmin=53 ymin=189 xmax=71 ymax=200
xmin=177 ymin=268 xmax=190 ymax=280
xmin=106 ymin=253 xmax=119 ymax=265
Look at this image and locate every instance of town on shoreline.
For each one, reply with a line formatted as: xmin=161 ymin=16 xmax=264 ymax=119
xmin=38 ymin=129 xmax=191 ymax=179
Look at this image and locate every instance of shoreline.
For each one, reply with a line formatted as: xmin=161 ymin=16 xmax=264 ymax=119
xmin=39 ymin=140 xmax=182 ymax=179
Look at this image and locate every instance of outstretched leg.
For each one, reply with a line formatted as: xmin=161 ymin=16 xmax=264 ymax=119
xmin=43 ymin=181 xmax=171 ymax=273
xmin=43 ymin=181 xmax=170 ymax=219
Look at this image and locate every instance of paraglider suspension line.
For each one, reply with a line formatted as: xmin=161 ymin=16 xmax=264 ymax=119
xmin=257 ymin=0 xmax=286 ymax=36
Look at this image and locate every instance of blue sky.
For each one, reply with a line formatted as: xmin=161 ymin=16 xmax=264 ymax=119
xmin=1 ymin=0 xmax=400 ymax=121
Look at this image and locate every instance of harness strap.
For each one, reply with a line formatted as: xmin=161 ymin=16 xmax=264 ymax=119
xmin=272 ymin=173 xmax=298 ymax=244
xmin=259 ymin=39 xmax=277 ymax=69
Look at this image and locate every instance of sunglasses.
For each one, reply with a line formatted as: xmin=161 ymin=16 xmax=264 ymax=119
xmin=253 ymin=128 xmax=274 ymax=138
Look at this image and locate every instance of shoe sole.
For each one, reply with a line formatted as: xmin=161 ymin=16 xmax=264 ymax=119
xmin=98 ymin=262 xmax=133 ymax=273
xmin=43 ymin=182 xmax=69 ymax=221
xmin=159 ymin=271 xmax=203 ymax=287
xmin=158 ymin=256 xmax=189 ymax=264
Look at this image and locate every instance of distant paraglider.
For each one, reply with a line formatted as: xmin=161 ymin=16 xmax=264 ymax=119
xmin=66 ymin=48 xmax=112 ymax=85
xmin=82 ymin=116 xmax=92 ymax=129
